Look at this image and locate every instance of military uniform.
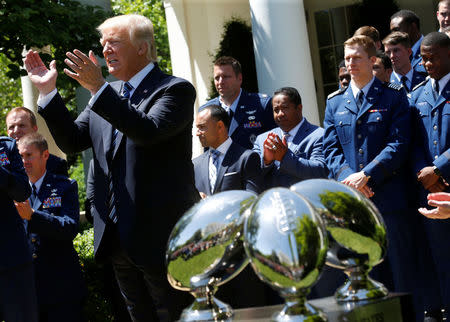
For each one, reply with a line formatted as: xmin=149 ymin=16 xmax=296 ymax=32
xmin=323 ymin=77 xmax=421 ymax=298
xmin=29 ymin=173 xmax=85 ymax=321
xmin=390 ymin=69 xmax=427 ymax=92
xmin=411 ymin=36 xmax=426 ymax=74
xmin=409 ymin=76 xmax=450 ymax=311
xmin=0 ymin=136 xmax=37 ymax=321
xmin=200 ymin=90 xmax=276 ymax=149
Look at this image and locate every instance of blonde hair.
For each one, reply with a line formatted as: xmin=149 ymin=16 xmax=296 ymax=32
xmin=344 ymin=35 xmax=377 ymax=58
xmin=98 ymin=14 xmax=157 ymax=62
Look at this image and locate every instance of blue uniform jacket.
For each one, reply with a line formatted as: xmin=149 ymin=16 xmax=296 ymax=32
xmin=28 ymin=173 xmax=85 ymax=305
xmin=200 ymin=90 xmax=277 ymax=149
xmin=409 ymin=78 xmax=450 ymax=185
xmin=0 ymin=136 xmax=32 ymax=270
xmin=323 ymin=78 xmax=411 ymax=214
xmin=253 ymin=118 xmax=329 ymax=189
xmin=411 ymin=39 xmax=426 ymax=74
xmin=389 ymin=69 xmax=427 ymax=92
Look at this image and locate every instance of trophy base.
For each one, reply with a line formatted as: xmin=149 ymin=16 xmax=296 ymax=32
xmin=335 ymin=274 xmax=388 ymax=302
xmin=272 ymin=301 xmax=327 ymax=322
xmin=180 ymin=296 xmax=233 ymax=321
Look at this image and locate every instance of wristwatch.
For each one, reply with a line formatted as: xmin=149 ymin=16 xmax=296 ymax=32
xmin=433 ymin=166 xmax=442 ymax=177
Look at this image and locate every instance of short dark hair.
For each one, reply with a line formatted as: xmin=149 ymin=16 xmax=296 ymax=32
xmin=273 ymin=87 xmax=302 ymax=106
xmin=382 ymin=31 xmax=411 ymax=48
xmin=390 ymin=10 xmax=420 ymax=30
xmin=6 ymin=107 xmax=37 ymax=127
xmin=202 ymin=104 xmax=231 ymax=130
xmin=214 ymin=56 xmax=242 ymax=76
xmin=354 ymin=26 xmax=380 ymax=43
xmin=376 ymin=51 xmax=392 ymax=70
xmin=422 ymin=31 xmax=450 ymax=49
xmin=338 ymin=59 xmax=346 ymax=69
xmin=18 ymin=133 xmax=48 ymax=154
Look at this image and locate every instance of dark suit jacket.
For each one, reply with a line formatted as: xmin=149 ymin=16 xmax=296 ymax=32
xmin=46 ymin=153 xmax=68 ymax=177
xmin=29 ymin=173 xmax=85 ymax=306
xmin=200 ymin=90 xmax=276 ymax=149
xmin=39 ymin=64 xmax=199 ymax=266
xmin=0 ymin=136 xmax=32 ymax=269
xmin=253 ymin=119 xmax=328 ymax=189
xmin=192 ymin=141 xmax=261 ymax=195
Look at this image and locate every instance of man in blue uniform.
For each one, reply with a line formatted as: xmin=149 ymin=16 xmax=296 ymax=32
xmin=15 ymin=133 xmax=85 ymax=321
xmin=323 ymin=35 xmax=423 ymax=318
xmin=409 ymin=31 xmax=450 ymax=318
xmin=383 ymin=31 xmax=427 ymax=92
xmin=0 ymin=136 xmax=36 ymax=321
xmin=200 ymin=56 xmax=276 ymax=149
xmin=390 ymin=9 xmax=426 ymax=74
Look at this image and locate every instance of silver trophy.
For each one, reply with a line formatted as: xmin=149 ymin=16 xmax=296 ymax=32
xmin=244 ymin=188 xmax=328 ymax=321
xmin=166 ymin=190 xmax=257 ymax=321
xmin=290 ymin=179 xmax=388 ymax=302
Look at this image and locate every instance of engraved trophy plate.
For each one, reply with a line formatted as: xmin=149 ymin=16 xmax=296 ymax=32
xmin=290 ymin=179 xmax=388 ymax=302
xmin=166 ymin=190 xmax=257 ymax=321
xmin=244 ymin=188 xmax=328 ymax=321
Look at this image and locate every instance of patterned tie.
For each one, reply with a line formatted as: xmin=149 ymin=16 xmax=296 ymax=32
xmin=122 ymin=82 xmax=133 ymax=99
xmin=209 ymin=149 xmax=221 ymax=193
xmin=356 ymin=91 xmax=364 ymax=110
xmin=30 ymin=184 xmax=37 ymax=208
xmin=283 ymin=132 xmax=291 ymax=148
xmin=401 ymin=76 xmax=409 ymax=92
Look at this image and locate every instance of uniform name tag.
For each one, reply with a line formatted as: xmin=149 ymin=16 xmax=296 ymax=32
xmin=0 ymin=152 xmax=10 ymax=166
xmin=43 ymin=196 xmax=62 ymax=208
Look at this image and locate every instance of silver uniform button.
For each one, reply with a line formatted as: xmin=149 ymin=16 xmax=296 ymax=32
xmin=31 ymin=237 xmax=36 ymax=243
xmin=339 ymin=121 xmax=343 ymax=125
xmin=434 ymin=125 xmax=438 ymax=130
xmin=32 ymin=253 xmax=38 ymax=259
xmin=435 ymin=155 xmax=439 ymax=159
xmin=434 ymin=140 xmax=438 ymax=145
xmin=359 ymin=163 xmax=364 ymax=169
xmin=357 ymin=134 xmax=362 ymax=139
xmin=359 ymin=149 xmax=364 ymax=154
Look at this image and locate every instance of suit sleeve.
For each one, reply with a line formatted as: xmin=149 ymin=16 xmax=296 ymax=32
xmin=243 ymin=151 xmax=263 ymax=194
xmin=0 ymin=140 xmax=31 ymax=202
xmin=362 ymin=90 xmax=411 ymax=186
xmin=279 ymin=132 xmax=329 ymax=180
xmin=323 ymin=101 xmax=354 ymax=181
xmin=29 ymin=179 xmax=79 ymax=240
xmin=91 ymin=81 xmax=196 ymax=147
xmin=38 ymin=93 xmax=92 ymax=154
xmin=252 ymin=133 xmax=275 ymax=176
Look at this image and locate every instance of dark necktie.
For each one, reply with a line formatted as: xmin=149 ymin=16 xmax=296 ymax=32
xmin=30 ymin=184 xmax=37 ymax=207
xmin=434 ymin=81 xmax=440 ymax=100
xmin=209 ymin=149 xmax=221 ymax=193
xmin=356 ymin=91 xmax=364 ymax=110
xmin=401 ymin=76 xmax=409 ymax=92
xmin=228 ymin=108 xmax=234 ymax=120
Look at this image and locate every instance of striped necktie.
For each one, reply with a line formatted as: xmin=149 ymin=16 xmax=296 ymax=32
xmin=209 ymin=149 xmax=221 ymax=193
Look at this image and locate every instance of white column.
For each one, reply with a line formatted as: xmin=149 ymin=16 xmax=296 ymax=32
xmin=249 ymin=0 xmax=320 ymax=125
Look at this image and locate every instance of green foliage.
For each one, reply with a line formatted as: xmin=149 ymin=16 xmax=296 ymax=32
xmin=111 ymin=0 xmax=171 ymax=74
xmin=68 ymin=155 xmax=86 ymax=211
xmin=0 ymin=53 xmax=22 ymax=136
xmin=208 ymin=17 xmax=258 ymax=99
xmin=74 ymin=226 xmax=114 ymax=321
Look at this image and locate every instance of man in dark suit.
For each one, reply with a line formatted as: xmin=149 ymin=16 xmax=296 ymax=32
xmin=0 ymin=136 xmax=36 ymax=321
xmin=383 ymin=31 xmax=427 ymax=92
xmin=24 ymin=14 xmax=198 ymax=321
xmin=253 ymin=87 xmax=328 ymax=190
xmin=200 ymin=56 xmax=276 ymax=149
xmin=6 ymin=107 xmax=68 ymax=176
xmin=14 ymin=133 xmax=85 ymax=322
xmin=390 ymin=9 xmax=426 ymax=74
xmin=193 ymin=104 xmax=261 ymax=197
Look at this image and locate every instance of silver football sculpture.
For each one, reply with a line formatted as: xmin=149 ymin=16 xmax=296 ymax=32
xmin=290 ymin=179 xmax=388 ymax=302
xmin=244 ymin=188 xmax=328 ymax=321
xmin=166 ymin=190 xmax=257 ymax=321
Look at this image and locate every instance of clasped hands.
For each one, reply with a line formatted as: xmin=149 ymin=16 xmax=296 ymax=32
xmin=341 ymin=171 xmax=374 ymax=198
xmin=14 ymin=200 xmax=34 ymax=221
xmin=417 ymin=166 xmax=448 ymax=193
xmin=23 ymin=49 xmax=105 ymax=96
xmin=263 ymin=133 xmax=288 ymax=165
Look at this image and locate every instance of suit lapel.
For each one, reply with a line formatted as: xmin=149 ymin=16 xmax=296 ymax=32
xmin=214 ymin=143 xmax=236 ymax=193
xmin=342 ymin=88 xmax=358 ymax=114
xmin=290 ymin=121 xmax=311 ymax=154
xmin=199 ymin=153 xmax=212 ymax=195
xmin=358 ymin=79 xmax=383 ymax=118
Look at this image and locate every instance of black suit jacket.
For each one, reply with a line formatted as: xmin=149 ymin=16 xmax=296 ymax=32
xmin=39 ymin=65 xmax=199 ymax=266
xmin=46 ymin=153 xmax=68 ymax=177
xmin=192 ymin=141 xmax=261 ymax=195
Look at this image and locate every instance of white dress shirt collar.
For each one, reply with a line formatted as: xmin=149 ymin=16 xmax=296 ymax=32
xmin=350 ymin=76 xmax=375 ymax=99
xmin=126 ymin=62 xmax=155 ymax=96
xmin=220 ymin=89 xmax=242 ymax=114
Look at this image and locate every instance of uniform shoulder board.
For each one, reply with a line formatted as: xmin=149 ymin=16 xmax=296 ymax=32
xmin=327 ymin=87 xmax=346 ymax=99
xmin=411 ymin=78 xmax=429 ymax=92
xmin=383 ymin=82 xmax=402 ymax=91
xmin=0 ymin=136 xmax=14 ymax=142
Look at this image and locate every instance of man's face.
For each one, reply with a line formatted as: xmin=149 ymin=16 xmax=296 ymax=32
xmin=195 ymin=109 xmax=221 ymax=148
xmin=372 ymin=57 xmax=392 ymax=83
xmin=338 ymin=67 xmax=351 ymax=88
xmin=344 ymin=45 xmax=375 ymax=81
xmin=421 ymin=44 xmax=450 ymax=80
xmin=101 ymin=26 xmax=145 ymax=81
xmin=6 ymin=111 xmax=37 ymax=141
xmin=390 ymin=16 xmax=409 ymax=34
xmin=437 ymin=2 xmax=450 ymax=30
xmin=18 ymin=143 xmax=48 ymax=179
xmin=384 ymin=43 xmax=412 ymax=73
xmin=272 ymin=94 xmax=302 ymax=132
xmin=213 ymin=65 xmax=242 ymax=101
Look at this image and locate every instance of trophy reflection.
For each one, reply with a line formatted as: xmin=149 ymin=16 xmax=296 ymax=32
xmin=291 ymin=179 xmax=388 ymax=302
xmin=166 ymin=190 xmax=257 ymax=321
